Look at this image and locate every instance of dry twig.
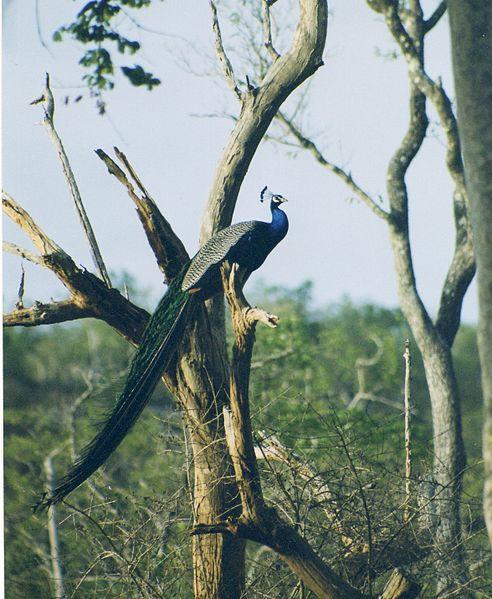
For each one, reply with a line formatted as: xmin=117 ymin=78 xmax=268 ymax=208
xmin=34 ymin=74 xmax=112 ymax=288
xmin=209 ymin=1 xmax=242 ymax=101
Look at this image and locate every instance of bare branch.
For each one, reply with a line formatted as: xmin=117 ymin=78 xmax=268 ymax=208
xmin=3 ymin=241 xmax=44 ymax=266
xmin=209 ymin=1 xmax=242 ymax=101
xmin=348 ymin=336 xmax=392 ymax=410
xmin=381 ymin=5 xmax=465 ymax=195
xmin=96 ymin=148 xmax=189 ymax=281
xmin=385 ymin=86 xmax=427 ymax=221
xmin=3 ymin=193 xmax=149 ymax=344
xmin=435 ymin=235 xmax=475 ymax=345
xmin=424 ymin=1 xmax=447 ymax=33
xmin=276 ymin=112 xmax=391 ymax=221
xmin=262 ymin=0 xmax=281 ymax=61
xmin=4 ymin=299 xmax=89 ymax=328
xmin=3 ymin=190 xmax=60 ymax=255
xmin=34 ymin=74 xmax=112 ymax=287
xmin=221 ymin=262 xmax=268 ymax=520
xmin=200 ymin=0 xmax=327 ymax=242
xmin=251 ymin=347 xmax=294 ymax=369
xmin=16 ymin=265 xmax=26 ymax=310
xmin=44 ymin=454 xmax=65 ymax=599
xmin=255 ymin=432 xmax=353 ymax=547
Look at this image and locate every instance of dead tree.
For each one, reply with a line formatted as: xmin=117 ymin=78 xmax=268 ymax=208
xmin=273 ymin=1 xmax=474 ymax=595
xmin=2 ymin=1 xmax=358 ymax=597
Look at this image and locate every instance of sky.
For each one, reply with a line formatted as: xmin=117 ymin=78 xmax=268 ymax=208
xmin=3 ymin=0 xmax=478 ymax=322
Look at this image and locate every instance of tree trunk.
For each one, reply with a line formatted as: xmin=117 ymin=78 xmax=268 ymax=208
xmin=44 ymin=455 xmax=66 ymax=599
xmin=447 ymin=0 xmax=492 ymax=551
xmin=164 ymin=308 xmax=246 ymax=598
xmin=419 ymin=337 xmax=468 ymax=589
xmin=388 ymin=227 xmax=470 ymax=595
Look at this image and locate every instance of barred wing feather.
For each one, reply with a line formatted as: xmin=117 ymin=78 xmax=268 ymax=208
xmin=182 ymin=221 xmax=256 ymax=291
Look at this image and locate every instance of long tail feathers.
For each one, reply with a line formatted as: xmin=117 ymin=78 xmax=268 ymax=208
xmin=36 ymin=272 xmax=195 ymax=510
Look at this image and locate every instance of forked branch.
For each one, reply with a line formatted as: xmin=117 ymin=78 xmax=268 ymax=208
xmin=3 ymin=192 xmax=149 ymax=343
xmin=96 ymin=147 xmax=189 ymax=281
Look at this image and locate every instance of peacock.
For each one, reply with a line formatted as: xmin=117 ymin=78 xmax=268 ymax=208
xmin=39 ymin=186 xmax=288 ymax=508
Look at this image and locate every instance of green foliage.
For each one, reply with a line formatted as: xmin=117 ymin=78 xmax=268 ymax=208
xmin=4 ymin=284 xmax=487 ymax=596
xmin=121 ymin=64 xmax=161 ymax=89
xmin=53 ymin=0 xmax=160 ymax=112
xmin=249 ymin=283 xmax=429 ymax=451
xmin=4 ymin=320 xmax=185 ymax=598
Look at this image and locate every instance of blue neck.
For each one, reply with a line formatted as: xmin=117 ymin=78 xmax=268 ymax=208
xmin=270 ymin=200 xmax=289 ymax=238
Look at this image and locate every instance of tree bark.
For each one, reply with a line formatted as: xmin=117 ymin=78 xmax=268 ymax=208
xmin=447 ymin=0 xmax=492 ymax=551
xmin=161 ymin=307 xmax=246 ymax=599
xmin=44 ymin=454 xmax=66 ymax=599
xmin=380 ymin=569 xmax=420 ymax=599
xmin=189 ymin=1 xmax=328 ymax=593
xmin=388 ymin=222 xmax=469 ymax=595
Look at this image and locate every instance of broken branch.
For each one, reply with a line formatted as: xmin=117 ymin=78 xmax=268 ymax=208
xmin=96 ymin=148 xmax=189 ymax=281
xmin=4 ymin=299 xmax=88 ymax=328
xmin=3 ymin=241 xmax=44 ymax=266
xmin=3 ymin=193 xmax=149 ymax=344
xmin=35 ymin=74 xmax=112 ymax=288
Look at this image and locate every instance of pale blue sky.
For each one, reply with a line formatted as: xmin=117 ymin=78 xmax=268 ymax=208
xmin=3 ymin=0 xmax=478 ymax=322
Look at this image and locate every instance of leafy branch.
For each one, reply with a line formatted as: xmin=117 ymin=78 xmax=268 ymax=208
xmin=53 ymin=0 xmax=161 ymax=112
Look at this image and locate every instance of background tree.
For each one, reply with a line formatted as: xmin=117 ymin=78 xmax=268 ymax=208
xmin=52 ymin=0 xmax=161 ymax=114
xmin=447 ymin=0 xmax=492 ymax=550
xmin=255 ymin=0 xmax=475 ymax=594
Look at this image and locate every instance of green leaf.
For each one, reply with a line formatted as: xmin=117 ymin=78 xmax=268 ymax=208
xmin=121 ymin=65 xmax=161 ymax=89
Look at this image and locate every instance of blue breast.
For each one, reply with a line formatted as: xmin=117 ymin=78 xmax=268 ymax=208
xmin=231 ymin=205 xmax=288 ymax=272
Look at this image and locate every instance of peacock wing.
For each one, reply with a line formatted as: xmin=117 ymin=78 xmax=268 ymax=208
xmin=182 ymin=221 xmax=257 ymax=291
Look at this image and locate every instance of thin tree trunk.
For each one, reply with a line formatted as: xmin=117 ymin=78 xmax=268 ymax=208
xmin=447 ymin=0 xmax=492 ymax=551
xmin=44 ymin=455 xmax=65 ymax=599
xmin=388 ymin=227 xmax=470 ymax=594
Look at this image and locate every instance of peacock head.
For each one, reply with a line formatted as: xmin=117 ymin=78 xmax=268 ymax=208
xmin=260 ymin=186 xmax=288 ymax=206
